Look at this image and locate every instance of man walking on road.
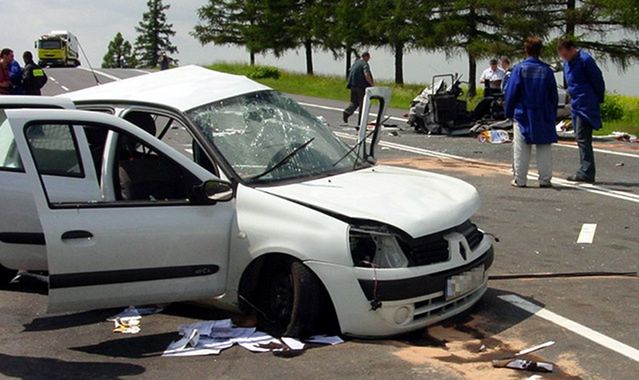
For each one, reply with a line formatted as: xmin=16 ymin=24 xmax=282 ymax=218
xmin=343 ymin=52 xmax=374 ymax=124
xmin=558 ymin=39 xmax=606 ymax=184
xmin=22 ymin=51 xmax=48 ymax=96
xmin=0 ymin=49 xmax=14 ymax=95
xmin=505 ymin=37 xmax=558 ymax=188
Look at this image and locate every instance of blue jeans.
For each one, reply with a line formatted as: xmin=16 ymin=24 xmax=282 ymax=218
xmin=574 ymin=116 xmax=596 ymax=180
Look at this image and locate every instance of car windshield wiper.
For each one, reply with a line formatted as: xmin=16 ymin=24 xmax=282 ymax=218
xmin=249 ymin=138 xmax=315 ymax=181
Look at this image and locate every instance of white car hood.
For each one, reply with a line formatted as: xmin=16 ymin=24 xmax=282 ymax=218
xmin=261 ymin=165 xmax=480 ymax=238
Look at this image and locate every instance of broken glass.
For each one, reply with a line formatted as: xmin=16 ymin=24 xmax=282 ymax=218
xmin=187 ymin=91 xmax=366 ymax=183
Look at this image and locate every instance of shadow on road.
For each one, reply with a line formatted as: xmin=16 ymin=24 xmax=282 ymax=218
xmin=23 ymin=309 xmax=119 ymax=332
xmin=70 ymin=332 xmax=178 ymax=359
xmin=0 ymin=353 xmax=145 ymax=380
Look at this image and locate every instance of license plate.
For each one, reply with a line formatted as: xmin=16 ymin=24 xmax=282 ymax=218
xmin=445 ymin=265 xmax=485 ymax=300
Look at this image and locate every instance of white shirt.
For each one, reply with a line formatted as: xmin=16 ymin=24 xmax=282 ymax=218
xmin=480 ymin=67 xmax=506 ymax=88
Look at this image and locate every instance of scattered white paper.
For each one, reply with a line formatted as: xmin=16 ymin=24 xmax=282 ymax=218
xmin=163 ymin=319 xmax=344 ymax=357
xmin=577 ymin=223 xmax=597 ymax=244
xmin=281 ymin=337 xmax=305 ymax=350
xmin=305 ymin=335 xmax=344 ymax=345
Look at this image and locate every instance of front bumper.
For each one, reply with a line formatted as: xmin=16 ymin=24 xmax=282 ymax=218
xmin=306 ymin=235 xmax=494 ymax=338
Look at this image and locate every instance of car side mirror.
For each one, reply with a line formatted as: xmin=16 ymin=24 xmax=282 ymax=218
xmin=192 ymin=180 xmax=234 ymax=205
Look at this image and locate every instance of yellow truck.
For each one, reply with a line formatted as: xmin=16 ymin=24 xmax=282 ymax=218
xmin=35 ymin=31 xmax=80 ymax=67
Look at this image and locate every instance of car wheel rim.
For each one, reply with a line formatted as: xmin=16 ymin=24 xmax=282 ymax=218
xmin=269 ymin=272 xmax=294 ymax=330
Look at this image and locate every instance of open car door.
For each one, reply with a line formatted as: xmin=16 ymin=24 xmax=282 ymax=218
xmin=7 ymin=109 xmax=234 ymax=313
xmin=357 ymin=87 xmax=392 ymax=162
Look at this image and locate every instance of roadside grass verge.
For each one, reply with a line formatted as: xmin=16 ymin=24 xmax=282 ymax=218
xmin=207 ymin=62 xmax=638 ymax=136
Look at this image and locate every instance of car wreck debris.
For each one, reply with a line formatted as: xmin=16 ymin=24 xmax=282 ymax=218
xmin=492 ymin=359 xmax=554 ymax=373
xmin=112 ymin=316 xmax=141 ymax=334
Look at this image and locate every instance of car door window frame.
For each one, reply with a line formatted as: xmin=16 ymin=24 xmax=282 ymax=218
xmin=21 ymin=119 xmax=209 ymax=210
xmin=23 ymin=122 xmax=86 ymax=179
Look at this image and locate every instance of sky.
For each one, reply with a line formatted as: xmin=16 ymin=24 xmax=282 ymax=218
xmin=4 ymin=0 xmax=639 ymax=95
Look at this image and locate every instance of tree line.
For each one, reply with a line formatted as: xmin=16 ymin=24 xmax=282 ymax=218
xmin=192 ymin=0 xmax=639 ymax=96
xmin=104 ymin=0 xmax=639 ymax=97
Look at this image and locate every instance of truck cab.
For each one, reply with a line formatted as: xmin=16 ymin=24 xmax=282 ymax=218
xmin=36 ymin=31 xmax=80 ymax=67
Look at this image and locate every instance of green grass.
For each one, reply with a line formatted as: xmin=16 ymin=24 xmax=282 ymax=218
xmin=207 ymin=62 xmax=639 ymax=135
xmin=599 ymin=94 xmax=639 ymax=136
xmin=208 ymin=62 xmax=423 ymax=110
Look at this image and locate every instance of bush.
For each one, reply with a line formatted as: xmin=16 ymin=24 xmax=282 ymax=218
xmin=601 ymin=94 xmax=625 ymax=121
xmin=247 ymin=66 xmax=281 ymax=80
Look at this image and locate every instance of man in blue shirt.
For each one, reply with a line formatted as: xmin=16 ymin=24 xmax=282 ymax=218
xmin=558 ymin=39 xmax=606 ymax=183
xmin=343 ymin=52 xmax=374 ymax=124
xmin=505 ymin=37 xmax=558 ymax=188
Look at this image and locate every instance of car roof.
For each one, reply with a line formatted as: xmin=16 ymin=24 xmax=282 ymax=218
xmin=0 ymin=96 xmax=75 ymax=110
xmin=64 ymin=65 xmax=271 ymax=112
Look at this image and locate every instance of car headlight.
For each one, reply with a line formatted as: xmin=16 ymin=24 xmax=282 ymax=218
xmin=349 ymin=225 xmax=409 ymax=268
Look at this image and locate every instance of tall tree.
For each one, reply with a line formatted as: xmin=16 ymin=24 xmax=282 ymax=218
xmin=547 ymin=0 xmax=639 ymax=68
xmin=429 ymin=0 xmax=551 ymax=96
xmin=328 ymin=0 xmax=371 ymax=77
xmin=134 ymin=0 xmax=178 ymax=68
xmin=192 ymin=0 xmax=261 ymax=65
xmin=102 ymin=32 xmax=137 ymax=68
xmin=364 ymin=0 xmax=436 ymax=85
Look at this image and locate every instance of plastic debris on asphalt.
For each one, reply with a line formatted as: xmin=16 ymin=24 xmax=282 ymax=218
xmin=514 ymin=341 xmax=555 ymax=356
xmin=492 ymin=359 xmax=553 ymax=373
xmin=478 ymin=130 xmax=511 ymax=144
xmin=163 ymin=319 xmax=343 ymax=357
xmin=113 ymin=316 xmax=141 ymax=334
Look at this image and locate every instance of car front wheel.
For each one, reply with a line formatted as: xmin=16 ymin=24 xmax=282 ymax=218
xmin=258 ymin=260 xmax=321 ymax=338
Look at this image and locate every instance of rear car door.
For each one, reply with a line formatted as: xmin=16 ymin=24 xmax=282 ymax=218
xmin=8 ymin=109 xmax=234 ymax=313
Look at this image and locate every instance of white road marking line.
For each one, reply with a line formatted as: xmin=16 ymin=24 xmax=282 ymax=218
xmin=577 ymin=223 xmax=598 ymax=244
xmin=60 ymin=85 xmax=69 ymax=92
xmin=300 ymin=101 xmax=639 ymax=159
xmin=76 ymin=66 xmax=122 ymax=81
xmin=132 ymin=69 xmax=152 ymax=74
xmin=184 ymin=148 xmax=193 ymax=154
xmin=554 ymin=142 xmax=639 ymax=159
xmin=335 ymin=131 xmax=639 ymax=204
xmin=298 ymin=102 xmax=406 ymax=123
xmin=499 ymin=295 xmax=639 ymax=363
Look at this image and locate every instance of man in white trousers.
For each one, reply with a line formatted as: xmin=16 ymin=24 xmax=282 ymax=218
xmin=504 ymin=37 xmax=559 ymax=188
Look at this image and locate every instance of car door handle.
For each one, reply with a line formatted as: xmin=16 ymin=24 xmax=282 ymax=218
xmin=61 ymin=230 xmax=94 ymax=240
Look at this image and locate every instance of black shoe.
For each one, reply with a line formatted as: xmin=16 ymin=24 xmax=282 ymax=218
xmin=343 ymin=112 xmax=349 ymax=123
xmin=566 ymin=175 xmax=595 ymax=184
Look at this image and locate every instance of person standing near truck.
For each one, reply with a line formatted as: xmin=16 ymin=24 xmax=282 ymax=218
xmin=22 ymin=51 xmax=48 ymax=96
xmin=557 ymin=39 xmax=606 ymax=184
xmin=505 ymin=37 xmax=558 ymax=188
xmin=343 ymin=52 xmax=374 ymax=124
xmin=0 ymin=49 xmax=14 ymax=95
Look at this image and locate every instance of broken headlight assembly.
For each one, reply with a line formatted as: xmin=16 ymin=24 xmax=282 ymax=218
xmin=349 ymin=225 xmax=409 ymax=268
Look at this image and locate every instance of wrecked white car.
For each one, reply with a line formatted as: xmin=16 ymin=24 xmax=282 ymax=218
xmin=0 ymin=66 xmax=494 ymax=337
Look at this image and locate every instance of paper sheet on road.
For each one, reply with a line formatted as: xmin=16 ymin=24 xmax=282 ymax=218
xmin=163 ymin=319 xmax=343 ymax=357
xmin=306 ymin=335 xmax=344 ymax=345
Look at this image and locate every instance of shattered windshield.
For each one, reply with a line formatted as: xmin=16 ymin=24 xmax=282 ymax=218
xmin=187 ymin=91 xmax=364 ymax=183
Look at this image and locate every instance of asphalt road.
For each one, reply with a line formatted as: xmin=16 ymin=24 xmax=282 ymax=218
xmin=0 ymin=67 xmax=636 ymax=379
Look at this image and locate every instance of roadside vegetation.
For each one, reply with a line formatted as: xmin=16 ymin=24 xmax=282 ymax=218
xmin=209 ymin=62 xmax=639 ymax=136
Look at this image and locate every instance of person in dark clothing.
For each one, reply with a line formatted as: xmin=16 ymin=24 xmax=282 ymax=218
xmin=558 ymin=39 xmax=606 ymax=183
xmin=159 ymin=52 xmax=170 ymax=71
xmin=22 ymin=51 xmax=48 ymax=96
xmin=0 ymin=49 xmax=14 ymax=95
xmin=343 ymin=52 xmax=374 ymax=124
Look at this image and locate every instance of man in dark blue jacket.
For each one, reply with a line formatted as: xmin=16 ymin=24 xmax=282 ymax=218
xmin=505 ymin=37 xmax=558 ymax=188
xmin=558 ymin=39 xmax=605 ymax=183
